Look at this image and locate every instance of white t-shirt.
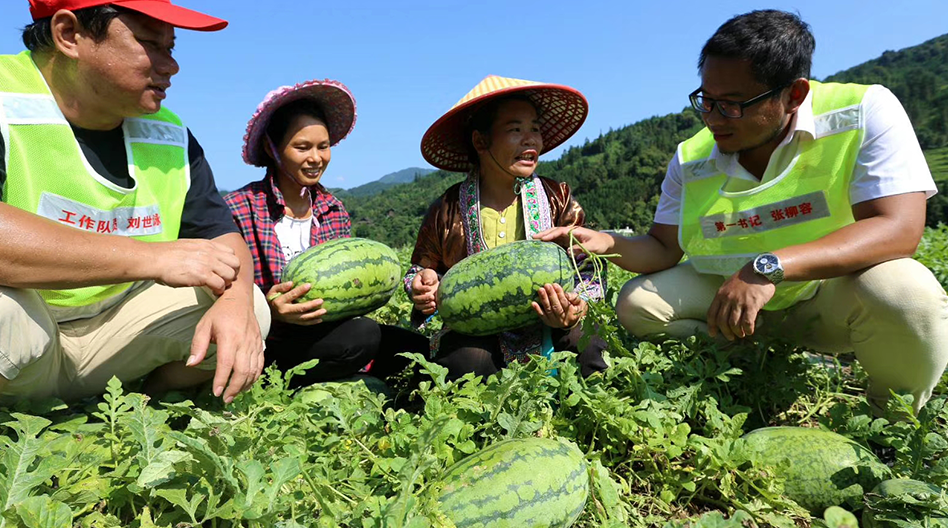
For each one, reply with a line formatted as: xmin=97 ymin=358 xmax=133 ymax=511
xmin=654 ymin=85 xmax=936 ymax=225
xmin=275 ymin=215 xmax=318 ymax=261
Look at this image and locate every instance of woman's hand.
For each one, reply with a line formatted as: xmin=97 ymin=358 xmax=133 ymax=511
xmin=410 ymin=268 xmax=440 ymax=315
xmin=266 ymin=281 xmax=327 ymax=325
xmin=532 ymin=283 xmax=586 ymax=328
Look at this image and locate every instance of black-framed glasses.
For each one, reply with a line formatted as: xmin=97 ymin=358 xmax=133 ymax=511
xmin=689 ymin=86 xmax=785 ymax=118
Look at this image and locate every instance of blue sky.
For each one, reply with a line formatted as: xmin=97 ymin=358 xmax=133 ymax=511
xmin=1 ymin=1 xmax=947 ymax=191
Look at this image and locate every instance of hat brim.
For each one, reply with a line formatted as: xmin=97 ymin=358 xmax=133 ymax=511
xmin=421 ymin=83 xmax=588 ymax=173
xmin=112 ymin=0 xmax=227 ymax=31
xmin=242 ymin=80 xmax=357 ymax=167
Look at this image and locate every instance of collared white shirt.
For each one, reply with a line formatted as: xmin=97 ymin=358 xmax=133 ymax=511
xmin=654 ymin=85 xmax=936 ymax=225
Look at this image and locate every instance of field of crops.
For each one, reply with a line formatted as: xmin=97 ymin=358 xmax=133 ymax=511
xmin=2 ymin=229 xmax=948 ymax=527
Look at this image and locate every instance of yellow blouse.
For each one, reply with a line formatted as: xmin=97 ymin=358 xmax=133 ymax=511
xmin=480 ymin=199 xmax=525 ymax=249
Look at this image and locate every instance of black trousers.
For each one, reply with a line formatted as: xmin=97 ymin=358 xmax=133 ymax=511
xmin=434 ymin=325 xmax=608 ymax=380
xmin=265 ymin=318 xmax=430 ymax=388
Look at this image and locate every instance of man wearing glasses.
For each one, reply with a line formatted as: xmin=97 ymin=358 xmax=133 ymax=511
xmin=536 ymin=9 xmax=947 ymax=414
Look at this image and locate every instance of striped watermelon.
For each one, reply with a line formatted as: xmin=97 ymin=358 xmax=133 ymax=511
xmin=282 ymin=237 xmax=400 ymax=322
xmin=438 ymin=240 xmax=575 ymax=336
xmin=862 ymin=479 xmax=948 ymax=528
xmin=737 ymin=427 xmax=890 ymax=514
xmin=434 ymin=438 xmax=589 ymax=528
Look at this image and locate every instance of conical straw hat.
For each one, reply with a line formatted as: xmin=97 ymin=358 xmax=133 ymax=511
xmin=421 ymin=75 xmax=588 ymax=172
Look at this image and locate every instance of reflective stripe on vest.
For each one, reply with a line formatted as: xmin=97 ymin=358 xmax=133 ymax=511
xmin=0 ymin=51 xmax=189 ymax=309
xmin=678 ymin=81 xmax=869 ymax=311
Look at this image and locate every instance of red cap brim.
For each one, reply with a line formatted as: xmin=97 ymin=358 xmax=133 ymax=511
xmin=112 ymin=0 xmax=227 ymax=31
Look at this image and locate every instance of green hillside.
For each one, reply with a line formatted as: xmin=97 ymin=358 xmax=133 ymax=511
xmin=337 ymin=167 xmax=436 ymax=199
xmin=345 ymin=33 xmax=948 ymax=248
xmin=825 ymin=34 xmax=948 ymax=150
xmin=927 ymin=147 xmax=948 ymax=181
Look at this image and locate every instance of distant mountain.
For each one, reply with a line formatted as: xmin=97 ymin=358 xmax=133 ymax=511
xmin=339 ymin=167 xmax=436 ymax=198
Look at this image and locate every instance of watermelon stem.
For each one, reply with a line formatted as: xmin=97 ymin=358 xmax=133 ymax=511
xmin=566 ymin=231 xmax=619 ymax=300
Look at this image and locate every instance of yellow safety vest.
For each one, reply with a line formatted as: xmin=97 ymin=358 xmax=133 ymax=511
xmin=0 ymin=51 xmax=188 ymax=309
xmin=678 ymin=81 xmax=869 ymax=310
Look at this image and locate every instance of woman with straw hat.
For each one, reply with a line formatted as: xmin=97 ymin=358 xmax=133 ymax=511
xmin=225 ymin=80 xmax=428 ymax=387
xmin=405 ymin=75 xmax=608 ymax=379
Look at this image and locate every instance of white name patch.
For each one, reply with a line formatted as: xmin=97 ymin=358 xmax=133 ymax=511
xmin=37 ymin=193 xmax=163 ymax=237
xmin=700 ymin=191 xmax=831 ymax=239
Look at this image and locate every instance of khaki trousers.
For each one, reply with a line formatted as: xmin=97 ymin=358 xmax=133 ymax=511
xmin=0 ymin=282 xmax=270 ymax=401
xmin=615 ymin=259 xmax=948 ymax=412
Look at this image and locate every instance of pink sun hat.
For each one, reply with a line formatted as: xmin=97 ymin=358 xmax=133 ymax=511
xmin=242 ymin=80 xmax=357 ymax=167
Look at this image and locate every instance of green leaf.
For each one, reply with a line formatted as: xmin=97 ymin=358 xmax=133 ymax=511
xmin=824 ymin=506 xmax=859 ymax=528
xmin=0 ymin=414 xmax=54 ymax=512
xmin=75 ymin=511 xmax=123 ymax=528
xmin=237 ymin=459 xmax=266 ymax=512
xmin=137 ymin=506 xmax=172 ymax=528
xmin=265 ymin=457 xmax=301 ymax=512
xmin=153 ymin=486 xmax=205 ymax=524
xmin=167 ymin=432 xmax=239 ymax=490
xmin=14 ymin=496 xmax=72 ymax=528
xmin=136 ymin=450 xmax=191 ymax=489
xmin=589 ymin=459 xmax=628 ymax=523
xmin=126 ymin=394 xmax=171 ymax=469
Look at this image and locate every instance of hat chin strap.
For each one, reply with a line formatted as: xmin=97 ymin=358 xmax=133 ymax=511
xmin=267 ymin=136 xmax=311 ymax=199
xmin=486 ymin=146 xmax=532 ymax=194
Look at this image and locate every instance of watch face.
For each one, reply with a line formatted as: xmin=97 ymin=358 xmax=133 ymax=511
xmin=755 ymin=255 xmax=774 ymax=274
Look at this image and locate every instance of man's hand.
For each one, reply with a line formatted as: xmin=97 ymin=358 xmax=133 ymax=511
xmin=149 ymin=239 xmax=241 ymax=296
xmin=706 ymin=262 xmax=776 ymax=341
xmin=411 ymin=268 xmax=440 ymax=315
xmin=267 ymin=281 xmax=327 ymax=325
xmin=187 ymin=295 xmax=264 ymax=404
xmin=533 ymin=226 xmax=614 ymax=256
xmin=532 ymin=283 xmax=586 ymax=328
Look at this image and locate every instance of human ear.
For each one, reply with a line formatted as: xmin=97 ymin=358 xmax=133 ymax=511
xmin=786 ymin=78 xmax=810 ymax=113
xmin=50 ymin=10 xmax=83 ymax=60
xmin=472 ymin=130 xmax=489 ymax=152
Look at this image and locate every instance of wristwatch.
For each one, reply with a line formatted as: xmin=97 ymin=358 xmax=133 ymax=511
xmin=752 ymin=253 xmax=784 ymax=285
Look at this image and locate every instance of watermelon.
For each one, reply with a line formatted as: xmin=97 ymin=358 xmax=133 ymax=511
xmin=282 ymin=237 xmax=400 ymax=322
xmin=736 ymin=427 xmax=890 ymax=514
xmin=434 ymin=438 xmax=589 ymax=528
xmin=862 ymin=479 xmax=948 ymax=528
xmin=438 ymin=240 xmax=575 ymax=336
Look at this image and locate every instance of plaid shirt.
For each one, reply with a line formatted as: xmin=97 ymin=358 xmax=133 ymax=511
xmin=224 ymin=173 xmax=351 ymax=294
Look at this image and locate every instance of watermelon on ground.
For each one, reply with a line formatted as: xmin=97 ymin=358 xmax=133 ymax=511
xmin=434 ymin=437 xmax=589 ymax=527
xmin=862 ymin=478 xmax=948 ymax=528
xmin=437 ymin=240 xmax=575 ymax=336
xmin=736 ymin=426 xmax=890 ymax=514
xmin=282 ymin=237 xmax=401 ymax=322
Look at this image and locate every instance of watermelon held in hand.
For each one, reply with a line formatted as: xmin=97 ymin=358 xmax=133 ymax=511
xmin=281 ymin=237 xmax=400 ymax=322
xmin=433 ymin=437 xmax=589 ymax=528
xmin=736 ymin=426 xmax=890 ymax=514
xmin=437 ymin=240 xmax=575 ymax=336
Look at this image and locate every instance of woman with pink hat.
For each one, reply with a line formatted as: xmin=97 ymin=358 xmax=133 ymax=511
xmin=406 ymin=75 xmax=608 ymax=379
xmin=225 ymin=80 xmax=427 ymax=387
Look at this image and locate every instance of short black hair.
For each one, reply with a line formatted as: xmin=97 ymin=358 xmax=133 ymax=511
xmin=22 ymin=5 xmax=125 ymax=53
xmin=698 ymin=10 xmax=815 ymax=89
xmin=464 ymin=94 xmax=539 ymax=166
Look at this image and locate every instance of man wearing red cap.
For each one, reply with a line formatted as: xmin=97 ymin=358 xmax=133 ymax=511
xmin=0 ymin=1 xmax=270 ymax=404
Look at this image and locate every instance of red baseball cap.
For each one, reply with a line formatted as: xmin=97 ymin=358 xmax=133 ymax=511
xmin=29 ymin=0 xmax=228 ymax=32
